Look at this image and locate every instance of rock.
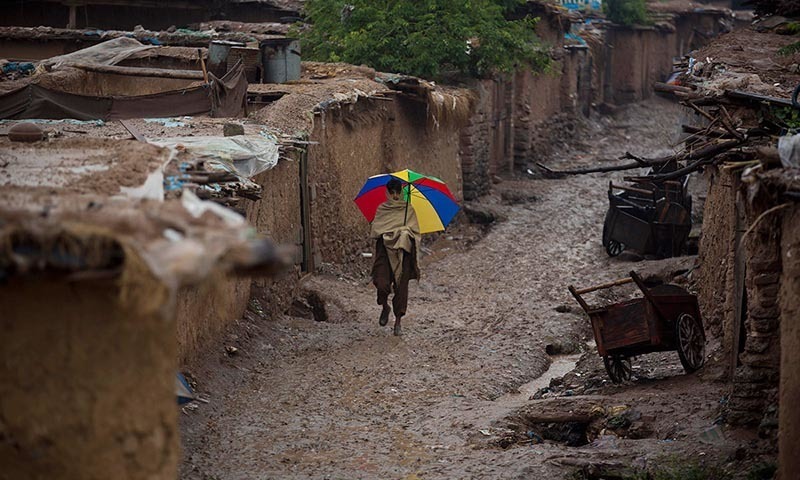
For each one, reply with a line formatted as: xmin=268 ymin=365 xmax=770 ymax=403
xmin=463 ymin=203 xmax=498 ymax=225
xmin=8 ymin=122 xmax=44 ymax=142
xmin=223 ymin=123 xmax=246 ymax=136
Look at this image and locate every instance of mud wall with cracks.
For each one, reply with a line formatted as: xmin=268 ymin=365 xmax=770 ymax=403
xmin=779 ymin=205 xmax=800 ymax=480
xmin=0 ymin=272 xmax=178 ymax=480
xmin=308 ymin=97 xmax=462 ymax=270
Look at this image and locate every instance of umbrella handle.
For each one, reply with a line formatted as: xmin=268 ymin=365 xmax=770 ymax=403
xmin=403 ymin=183 xmax=413 ymax=225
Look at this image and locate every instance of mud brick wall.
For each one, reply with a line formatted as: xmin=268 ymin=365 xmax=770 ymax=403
xmin=605 ymin=26 xmax=673 ymax=105
xmin=779 ymin=205 xmax=800 ymax=479
xmin=175 ymin=157 xmax=303 ymax=363
xmin=308 ymin=97 xmax=463 ymax=270
xmin=696 ymin=167 xmax=785 ymax=427
xmin=696 ymin=167 xmax=739 ymax=344
xmin=603 ymin=12 xmax=728 ymax=106
xmin=459 ymin=78 xmax=514 ymax=200
xmin=728 ymin=197 xmax=784 ymax=427
xmin=0 ymin=272 xmax=178 ymax=480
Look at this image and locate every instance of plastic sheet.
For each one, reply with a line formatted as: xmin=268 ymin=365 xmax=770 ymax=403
xmin=778 ymin=133 xmax=800 ymax=168
xmin=150 ymin=134 xmax=280 ymax=178
xmin=42 ymin=37 xmax=154 ymax=69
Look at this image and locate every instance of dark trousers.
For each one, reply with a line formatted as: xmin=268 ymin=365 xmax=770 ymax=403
xmin=372 ymin=238 xmax=413 ymax=317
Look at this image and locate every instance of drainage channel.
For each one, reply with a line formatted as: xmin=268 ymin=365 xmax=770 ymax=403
xmin=493 ymin=353 xmax=582 ymax=411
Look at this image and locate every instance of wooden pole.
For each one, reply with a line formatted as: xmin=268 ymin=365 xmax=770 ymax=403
xmin=67 ymin=63 xmax=205 ymax=80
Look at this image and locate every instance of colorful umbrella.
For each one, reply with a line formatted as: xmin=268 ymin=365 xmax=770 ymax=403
xmin=354 ymin=169 xmax=459 ymax=234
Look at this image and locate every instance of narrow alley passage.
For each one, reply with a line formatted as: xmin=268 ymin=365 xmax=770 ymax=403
xmin=179 ymin=98 xmax=737 ymax=479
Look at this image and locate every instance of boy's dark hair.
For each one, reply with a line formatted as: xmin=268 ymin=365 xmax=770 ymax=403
xmin=386 ymin=178 xmax=403 ymax=194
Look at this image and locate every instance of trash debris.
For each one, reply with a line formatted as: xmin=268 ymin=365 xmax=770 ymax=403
xmin=778 ymin=133 xmax=800 ymax=168
xmin=699 ymin=425 xmax=726 ymax=444
xmin=144 ymin=117 xmax=189 ymax=128
xmin=225 ymin=346 xmax=239 ymax=356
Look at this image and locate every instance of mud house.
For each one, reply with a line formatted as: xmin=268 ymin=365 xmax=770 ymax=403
xmin=0 ymin=135 xmax=283 ymax=479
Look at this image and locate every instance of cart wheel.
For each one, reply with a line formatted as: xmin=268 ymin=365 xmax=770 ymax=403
xmin=603 ymin=355 xmax=632 ymax=383
xmin=606 ymin=240 xmax=624 ymax=257
xmin=602 ymin=210 xmax=624 ymax=257
xmin=676 ymin=313 xmax=705 ymax=373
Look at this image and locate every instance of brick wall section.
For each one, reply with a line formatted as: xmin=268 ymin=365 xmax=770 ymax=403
xmin=729 ymin=197 xmax=783 ymax=426
xmin=460 ymin=80 xmax=497 ymax=201
xmin=779 ymin=205 xmax=800 ymax=479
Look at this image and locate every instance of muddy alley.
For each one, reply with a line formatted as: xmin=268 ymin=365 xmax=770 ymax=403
xmin=6 ymin=2 xmax=799 ymax=480
xmin=179 ymin=98 xmax=740 ymax=479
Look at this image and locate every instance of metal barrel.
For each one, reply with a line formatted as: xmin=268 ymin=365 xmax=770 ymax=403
xmin=260 ymin=38 xmax=301 ymax=83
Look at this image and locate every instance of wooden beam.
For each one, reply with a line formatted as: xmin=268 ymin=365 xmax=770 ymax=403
xmin=68 ymin=63 xmax=205 ymax=80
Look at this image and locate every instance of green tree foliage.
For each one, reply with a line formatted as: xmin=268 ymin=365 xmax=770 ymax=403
xmin=299 ymin=0 xmax=549 ymax=79
xmin=603 ymin=0 xmax=648 ymax=26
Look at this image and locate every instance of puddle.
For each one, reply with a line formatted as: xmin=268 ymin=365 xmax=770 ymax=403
xmin=516 ymin=353 xmax=582 ymax=397
xmin=492 ymin=353 xmax=581 ymax=412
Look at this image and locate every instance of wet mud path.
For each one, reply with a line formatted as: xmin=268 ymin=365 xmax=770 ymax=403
xmin=179 ymin=99 xmax=735 ymax=479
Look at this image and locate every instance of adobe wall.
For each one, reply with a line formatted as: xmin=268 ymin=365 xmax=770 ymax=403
xmin=0 ymin=272 xmax=178 ymax=480
xmin=605 ymin=26 xmax=672 ymax=104
xmin=307 ymin=97 xmax=463 ymax=269
xmin=602 ymin=12 xmax=729 ymax=106
xmin=779 ymin=205 xmax=800 ymax=480
xmin=728 ymin=191 xmax=783 ymax=427
xmin=176 ymin=157 xmax=302 ymax=363
xmin=695 ymin=166 xmax=739 ymax=345
xmin=697 ymin=167 xmax=784 ymax=427
xmin=459 ymin=77 xmax=514 ymax=200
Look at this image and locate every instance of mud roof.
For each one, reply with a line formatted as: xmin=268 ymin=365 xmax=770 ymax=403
xmin=248 ymin=62 xmax=474 ymax=137
xmin=0 ymin=136 xmax=282 ymax=285
xmin=685 ymin=27 xmax=800 ymax=99
xmin=0 ymin=25 xmax=270 ymax=52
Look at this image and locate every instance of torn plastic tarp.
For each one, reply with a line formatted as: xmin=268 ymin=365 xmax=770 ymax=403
xmin=0 ymin=63 xmax=247 ymax=120
xmin=149 ymin=134 xmax=279 ymax=178
xmin=42 ymin=37 xmax=155 ymax=69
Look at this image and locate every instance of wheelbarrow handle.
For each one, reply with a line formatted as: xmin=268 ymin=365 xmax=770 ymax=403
xmin=609 ymin=182 xmax=653 ymax=196
xmin=629 ymin=270 xmax=671 ymax=322
xmin=572 ymin=277 xmax=634 ymax=295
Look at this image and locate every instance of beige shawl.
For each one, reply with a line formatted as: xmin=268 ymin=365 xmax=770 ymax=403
xmin=370 ymin=198 xmax=421 ymax=280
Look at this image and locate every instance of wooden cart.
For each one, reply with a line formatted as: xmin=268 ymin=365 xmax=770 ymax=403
xmin=568 ymin=271 xmax=705 ymax=383
xmin=602 ymin=178 xmax=692 ymax=258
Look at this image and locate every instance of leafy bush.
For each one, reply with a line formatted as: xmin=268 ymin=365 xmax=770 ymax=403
xmin=603 ymin=0 xmax=648 ymax=26
xmin=298 ymin=0 xmax=550 ymax=79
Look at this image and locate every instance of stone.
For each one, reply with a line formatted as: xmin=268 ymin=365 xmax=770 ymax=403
xmin=734 ymin=366 xmax=779 ymax=383
xmin=749 ymin=260 xmax=782 ymax=273
xmin=751 ymin=316 xmax=778 ymax=334
xmin=754 ymin=273 xmax=780 ymax=286
xmin=223 ymin=123 xmax=245 ymax=136
xmin=757 ymin=284 xmax=780 ymax=300
xmin=745 ymin=334 xmax=775 ymax=354
xmin=750 ymin=305 xmax=780 ymax=319
xmin=8 ymin=122 xmax=44 ymax=142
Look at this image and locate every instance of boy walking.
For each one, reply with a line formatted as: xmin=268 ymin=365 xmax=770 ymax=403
xmin=370 ymin=178 xmax=420 ymax=336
